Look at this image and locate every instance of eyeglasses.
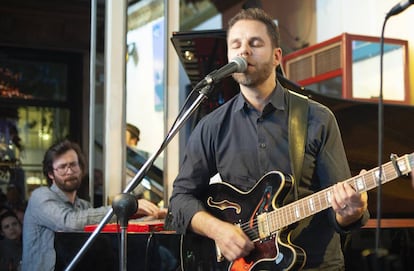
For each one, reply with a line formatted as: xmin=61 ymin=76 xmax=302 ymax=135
xmin=53 ymin=161 xmax=80 ymax=175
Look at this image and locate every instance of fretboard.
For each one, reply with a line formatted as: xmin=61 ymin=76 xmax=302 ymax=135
xmin=258 ymin=153 xmax=414 ymax=234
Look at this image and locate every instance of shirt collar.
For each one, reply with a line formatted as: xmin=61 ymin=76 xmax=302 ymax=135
xmin=50 ymin=183 xmax=77 ymax=204
xmin=234 ymin=80 xmax=287 ymax=112
xmin=270 ymin=81 xmax=286 ymax=111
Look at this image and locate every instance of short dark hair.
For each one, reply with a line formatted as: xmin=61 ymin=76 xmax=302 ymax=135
xmin=227 ymin=8 xmax=280 ymax=48
xmin=0 ymin=210 xmax=20 ymax=229
xmin=42 ymin=139 xmax=86 ymax=186
xmin=126 ymin=123 xmax=140 ymax=141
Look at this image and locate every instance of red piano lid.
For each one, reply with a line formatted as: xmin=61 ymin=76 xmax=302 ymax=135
xmin=84 ymin=220 xmax=164 ymax=233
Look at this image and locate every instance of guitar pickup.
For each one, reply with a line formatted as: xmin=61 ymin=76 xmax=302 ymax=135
xmin=257 ymin=213 xmax=271 ymax=239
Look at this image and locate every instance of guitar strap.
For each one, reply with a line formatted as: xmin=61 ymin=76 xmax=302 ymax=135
xmin=288 ymin=90 xmax=309 ymax=201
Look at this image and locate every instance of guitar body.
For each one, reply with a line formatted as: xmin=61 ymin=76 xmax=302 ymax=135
xmin=204 ymin=171 xmax=306 ymax=271
xmin=184 ymin=153 xmax=414 ymax=271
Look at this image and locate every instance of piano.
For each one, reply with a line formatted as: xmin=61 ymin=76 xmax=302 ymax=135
xmin=54 ymin=231 xmax=221 ymax=271
xmin=55 ymin=30 xmax=414 ymax=271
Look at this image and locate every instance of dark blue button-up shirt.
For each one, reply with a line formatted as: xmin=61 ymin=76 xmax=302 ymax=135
xmin=168 ymin=82 xmax=367 ymax=268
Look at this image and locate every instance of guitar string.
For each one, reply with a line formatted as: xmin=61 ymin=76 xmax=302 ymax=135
xmin=271 ymin=162 xmax=397 ymax=227
xmin=235 ymin=160 xmax=404 ymax=239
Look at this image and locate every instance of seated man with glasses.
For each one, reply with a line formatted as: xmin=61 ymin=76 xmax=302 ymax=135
xmin=21 ymin=139 xmax=166 ymax=271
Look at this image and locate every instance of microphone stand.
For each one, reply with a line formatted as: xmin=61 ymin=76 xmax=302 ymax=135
xmin=64 ymin=84 xmax=214 ymax=271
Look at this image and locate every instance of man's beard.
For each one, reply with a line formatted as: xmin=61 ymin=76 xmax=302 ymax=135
xmin=54 ymin=175 xmax=81 ymax=192
xmin=232 ymin=57 xmax=274 ymax=87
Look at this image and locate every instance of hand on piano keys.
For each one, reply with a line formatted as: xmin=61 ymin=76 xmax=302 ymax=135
xmin=132 ymin=198 xmax=168 ymax=220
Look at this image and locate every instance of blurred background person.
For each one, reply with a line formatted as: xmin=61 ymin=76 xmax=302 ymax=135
xmin=126 ymin=123 xmax=140 ymax=148
xmin=126 ymin=123 xmax=150 ymax=159
xmin=125 ymin=123 xmax=164 ymax=206
xmin=0 ymin=210 xmax=22 ymax=271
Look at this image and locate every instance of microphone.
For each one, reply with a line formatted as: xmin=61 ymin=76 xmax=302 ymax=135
xmin=196 ymin=56 xmax=247 ymax=89
xmin=386 ymin=0 xmax=414 ymax=18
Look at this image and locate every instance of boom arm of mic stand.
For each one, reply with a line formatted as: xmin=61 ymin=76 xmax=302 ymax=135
xmin=64 ymin=84 xmax=213 ymax=271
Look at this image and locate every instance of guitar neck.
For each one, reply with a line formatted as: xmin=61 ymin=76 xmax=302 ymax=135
xmin=258 ymin=153 xmax=414 ymax=235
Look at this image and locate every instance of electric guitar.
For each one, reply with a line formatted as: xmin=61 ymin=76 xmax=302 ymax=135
xmin=202 ymin=153 xmax=414 ymax=271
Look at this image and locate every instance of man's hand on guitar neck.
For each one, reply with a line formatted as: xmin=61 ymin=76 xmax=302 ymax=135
xmin=190 ymin=211 xmax=255 ymax=261
xmin=332 ymin=180 xmax=368 ymax=228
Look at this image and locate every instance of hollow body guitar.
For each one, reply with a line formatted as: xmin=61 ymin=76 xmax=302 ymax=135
xmin=202 ymin=153 xmax=414 ymax=271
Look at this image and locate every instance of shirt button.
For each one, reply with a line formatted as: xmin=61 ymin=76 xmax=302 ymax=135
xmin=260 ymin=143 xmax=266 ymax=148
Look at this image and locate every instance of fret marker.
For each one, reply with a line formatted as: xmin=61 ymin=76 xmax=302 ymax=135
xmin=397 ymin=160 xmax=407 ymax=172
xmin=309 ymin=198 xmax=315 ymax=212
xmin=295 ymin=206 xmax=301 ymax=218
xmin=354 ymin=177 xmax=365 ymax=192
xmin=326 ymin=191 xmax=332 ymax=203
xmin=374 ymin=170 xmax=383 ymax=184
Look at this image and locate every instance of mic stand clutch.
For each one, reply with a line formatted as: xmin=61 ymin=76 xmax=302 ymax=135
xmin=64 ymin=84 xmax=214 ymax=271
xmin=112 ymin=193 xmax=138 ymax=271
